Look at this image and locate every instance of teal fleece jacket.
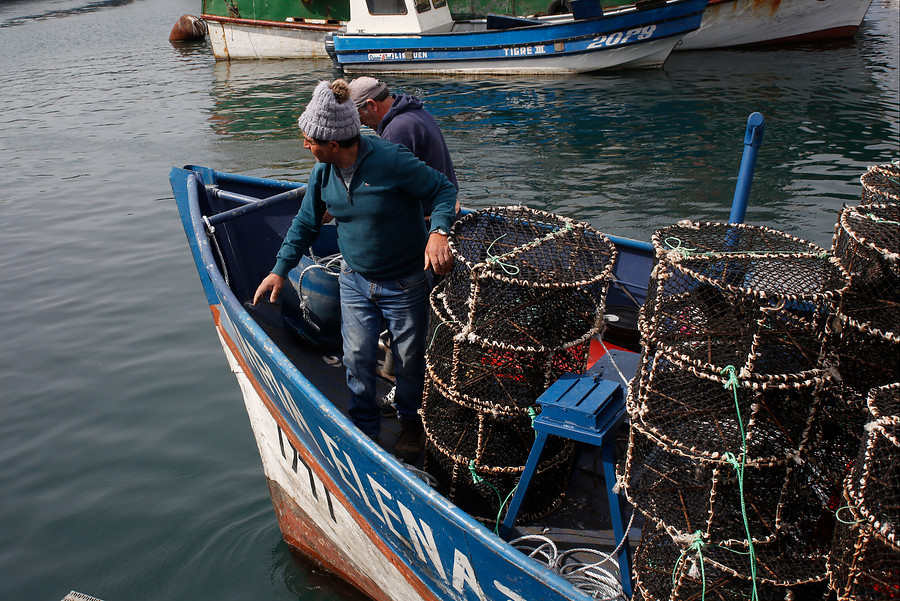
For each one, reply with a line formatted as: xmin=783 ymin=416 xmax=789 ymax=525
xmin=272 ymin=135 xmax=458 ymax=281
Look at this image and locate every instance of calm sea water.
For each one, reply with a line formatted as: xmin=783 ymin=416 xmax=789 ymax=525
xmin=0 ymin=0 xmax=897 ymax=599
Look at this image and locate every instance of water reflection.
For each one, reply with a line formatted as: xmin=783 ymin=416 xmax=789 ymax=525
xmin=0 ymin=0 xmax=135 ymax=28
xmin=204 ymin=3 xmax=897 ymax=246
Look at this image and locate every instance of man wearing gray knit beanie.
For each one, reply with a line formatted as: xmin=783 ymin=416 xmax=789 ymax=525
xmin=253 ymin=79 xmax=458 ymax=463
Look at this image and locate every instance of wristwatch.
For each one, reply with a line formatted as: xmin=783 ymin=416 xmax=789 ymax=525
xmin=431 ymin=228 xmax=448 ymax=236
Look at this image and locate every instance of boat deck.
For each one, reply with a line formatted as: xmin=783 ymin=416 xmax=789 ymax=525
xmin=247 ymin=298 xmax=644 ymax=573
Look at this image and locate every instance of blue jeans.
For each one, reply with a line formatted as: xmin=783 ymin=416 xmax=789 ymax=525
xmin=339 ymin=263 xmax=431 ymax=439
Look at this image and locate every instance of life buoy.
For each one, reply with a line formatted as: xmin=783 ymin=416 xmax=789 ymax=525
xmin=546 ymin=0 xmax=572 ymax=14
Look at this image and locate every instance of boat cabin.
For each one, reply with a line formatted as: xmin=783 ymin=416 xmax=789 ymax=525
xmin=343 ymin=0 xmax=607 ymax=34
xmin=345 ymin=0 xmax=456 ymax=34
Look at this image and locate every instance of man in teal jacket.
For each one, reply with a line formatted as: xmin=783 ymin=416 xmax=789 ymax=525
xmin=253 ymin=79 xmax=457 ymax=462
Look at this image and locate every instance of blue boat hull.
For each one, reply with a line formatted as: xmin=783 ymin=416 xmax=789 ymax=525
xmin=330 ymin=0 xmax=708 ymax=74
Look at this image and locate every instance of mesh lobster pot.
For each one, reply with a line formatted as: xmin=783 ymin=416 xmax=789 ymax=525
xmin=826 ymin=383 xmax=900 ymax=600
xmin=441 ymin=205 xmax=616 ymax=348
xmin=632 ymin=525 xmax=830 ymax=601
xmin=642 ymin=223 xmax=850 ymax=378
xmin=802 ymin=385 xmax=869 ymax=513
xmin=630 ymin=348 xmax=826 ymax=462
xmin=831 ymin=203 xmax=899 ymax=391
xmin=622 ymin=419 xmax=832 ymax=562
xmin=860 ymin=162 xmax=900 ymax=205
xmin=845 ymin=383 xmax=899 ymax=547
xmin=420 ymin=206 xmax=616 ymax=524
xmin=422 ymin=378 xmax=574 ymax=523
xmin=828 ymin=492 xmax=900 ymax=601
xmin=427 ymin=287 xmax=592 ymax=414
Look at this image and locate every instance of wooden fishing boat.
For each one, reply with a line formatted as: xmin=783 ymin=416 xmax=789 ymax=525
xmin=675 ymin=0 xmax=874 ymax=50
xmin=170 ymin=109 xmax=898 ymax=599
xmin=170 ymin=162 xmax=662 ymax=600
xmin=327 ymin=0 xmax=708 ymax=74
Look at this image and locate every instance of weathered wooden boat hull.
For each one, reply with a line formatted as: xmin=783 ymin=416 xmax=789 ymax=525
xmin=330 ymin=0 xmax=708 ymax=74
xmin=170 ymin=165 xmax=655 ymax=601
xmin=676 ymin=0 xmax=873 ymax=50
xmin=204 ymin=16 xmax=340 ymax=59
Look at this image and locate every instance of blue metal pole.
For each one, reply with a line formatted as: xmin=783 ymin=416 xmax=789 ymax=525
xmin=729 ymin=112 xmax=766 ymax=224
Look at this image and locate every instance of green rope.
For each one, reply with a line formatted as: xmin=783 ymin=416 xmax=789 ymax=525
xmin=864 ymin=212 xmax=900 ymax=226
xmin=664 ymin=236 xmax=829 ymax=260
xmin=485 ymin=222 xmax=575 ymax=275
xmin=664 ymin=236 xmax=697 ymax=257
xmin=835 ymin=505 xmax=864 ymax=525
xmin=426 ymin=319 xmax=453 ymax=352
xmin=468 ymin=459 xmax=510 ymax=535
xmin=673 ymin=531 xmax=707 ymax=599
xmin=485 ymin=234 xmax=519 ymax=275
xmin=526 ymin=406 xmax=537 ymax=429
xmin=721 ymin=365 xmax=759 ymax=601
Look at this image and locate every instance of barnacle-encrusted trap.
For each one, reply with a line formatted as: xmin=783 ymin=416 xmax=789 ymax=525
xmin=422 ymin=206 xmax=617 ymax=523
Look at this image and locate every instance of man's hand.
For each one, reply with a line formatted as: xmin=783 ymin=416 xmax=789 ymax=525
xmin=253 ymin=273 xmax=286 ymax=305
xmin=424 ymin=232 xmax=454 ymax=276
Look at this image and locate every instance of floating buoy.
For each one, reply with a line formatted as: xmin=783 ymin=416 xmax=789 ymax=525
xmin=169 ymin=14 xmax=207 ymax=41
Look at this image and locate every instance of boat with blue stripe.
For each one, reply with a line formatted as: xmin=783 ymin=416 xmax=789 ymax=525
xmin=327 ymin=0 xmax=708 ymax=74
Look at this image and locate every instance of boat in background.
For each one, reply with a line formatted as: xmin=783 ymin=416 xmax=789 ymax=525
xmin=200 ymin=0 xmax=634 ymax=59
xmin=327 ymin=0 xmax=708 ymax=74
xmin=676 ymin=0 xmax=874 ymax=50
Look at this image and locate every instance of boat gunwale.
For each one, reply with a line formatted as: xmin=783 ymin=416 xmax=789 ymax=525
xmin=201 ymin=14 xmax=342 ymax=31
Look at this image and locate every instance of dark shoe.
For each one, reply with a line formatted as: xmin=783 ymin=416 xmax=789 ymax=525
xmin=393 ymin=416 xmax=424 ymax=463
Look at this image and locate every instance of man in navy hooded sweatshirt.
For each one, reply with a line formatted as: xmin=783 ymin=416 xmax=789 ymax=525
xmin=349 ymin=77 xmax=459 ymax=216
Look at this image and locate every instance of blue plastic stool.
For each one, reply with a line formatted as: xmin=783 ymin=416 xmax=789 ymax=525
xmin=500 ymin=351 xmax=639 ymax=597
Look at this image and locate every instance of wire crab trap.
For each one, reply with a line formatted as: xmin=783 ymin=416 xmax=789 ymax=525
xmin=632 ymin=525 xmax=831 ymax=601
xmin=860 ymin=162 xmax=900 ymax=206
xmin=831 ymin=203 xmax=899 ymax=391
xmin=420 ymin=206 xmax=617 ymax=525
xmin=801 ymin=385 xmax=869 ymax=514
xmin=641 ymin=222 xmax=850 ymax=379
xmin=622 ymin=418 xmax=831 ymax=562
xmin=629 ymin=347 xmax=827 ymax=463
xmin=440 ymin=205 xmax=617 ymax=349
xmin=826 ymin=383 xmax=899 ymax=600
xmin=422 ymin=377 xmax=574 ymax=524
xmin=426 ymin=286 xmax=594 ymax=414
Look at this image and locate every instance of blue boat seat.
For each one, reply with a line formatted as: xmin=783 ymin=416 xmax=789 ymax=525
xmin=486 ymin=14 xmax=543 ymax=30
xmin=500 ymin=350 xmax=640 ymax=597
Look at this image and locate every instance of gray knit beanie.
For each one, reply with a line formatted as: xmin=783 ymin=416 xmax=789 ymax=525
xmin=298 ymin=79 xmax=361 ymax=142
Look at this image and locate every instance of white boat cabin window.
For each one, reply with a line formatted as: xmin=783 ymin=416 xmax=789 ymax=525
xmin=432 ymin=0 xmax=446 ymax=7
xmin=414 ymin=0 xmax=431 ymax=13
xmin=365 ymin=0 xmax=408 ymax=15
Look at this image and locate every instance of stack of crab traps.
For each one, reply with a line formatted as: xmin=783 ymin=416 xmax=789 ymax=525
xmin=422 ymin=206 xmax=617 ymax=525
xmin=625 ymin=161 xmax=900 ymax=600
